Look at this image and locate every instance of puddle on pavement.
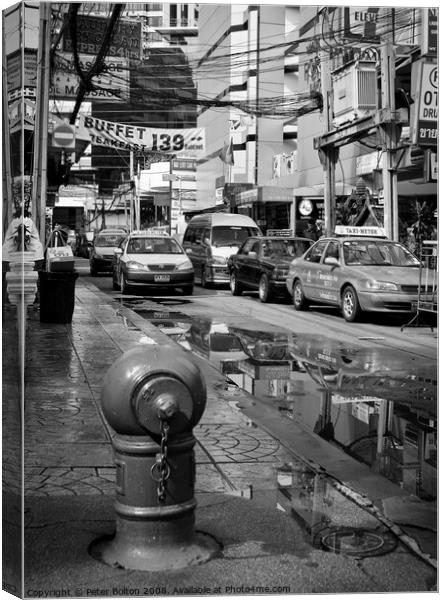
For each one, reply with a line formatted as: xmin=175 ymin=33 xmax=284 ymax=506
xmin=139 ymin=312 xmax=437 ymax=505
xmin=125 ymin=306 xmax=436 ymax=560
xmin=275 ymin=461 xmax=398 ymax=558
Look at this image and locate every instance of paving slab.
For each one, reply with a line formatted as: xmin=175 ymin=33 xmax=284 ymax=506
xmin=1 ymin=279 xmax=438 ymax=597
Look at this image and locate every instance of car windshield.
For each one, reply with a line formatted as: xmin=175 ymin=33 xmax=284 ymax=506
xmin=212 ymin=226 xmax=259 ymax=247
xmin=263 ymin=239 xmax=311 ymax=258
xmin=127 ymin=237 xmax=183 ymax=254
xmin=95 ymin=235 xmax=123 ymax=247
xmin=343 ymin=241 xmax=420 ymax=267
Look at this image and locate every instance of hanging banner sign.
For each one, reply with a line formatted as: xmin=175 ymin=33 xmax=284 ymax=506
xmin=6 ymin=49 xmax=38 ymax=93
xmin=63 ymin=15 xmax=142 ymax=60
xmin=421 ymin=8 xmax=438 ymax=56
xmin=78 ymin=115 xmax=206 ymax=155
xmin=412 ymin=60 xmax=438 ymax=147
xmin=51 ymin=53 xmax=129 ymax=102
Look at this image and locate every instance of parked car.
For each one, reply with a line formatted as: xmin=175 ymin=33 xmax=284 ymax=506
xmin=182 ymin=213 xmax=261 ymax=287
xmin=285 ymin=231 xmax=426 ymax=322
xmin=89 ymin=229 xmax=126 ymax=276
xmin=75 ymin=232 xmax=94 ymax=258
xmin=227 ymin=235 xmax=312 ymax=302
xmin=112 ymin=228 xmax=194 ymax=295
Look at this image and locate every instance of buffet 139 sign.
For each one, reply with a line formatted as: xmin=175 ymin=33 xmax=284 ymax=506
xmin=79 ymin=115 xmax=205 ymax=155
xmin=412 ymin=60 xmax=438 ymax=148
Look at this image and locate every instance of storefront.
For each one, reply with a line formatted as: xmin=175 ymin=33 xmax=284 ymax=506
xmin=292 ymin=183 xmax=354 ymax=239
xmin=235 ymin=186 xmax=295 ymax=234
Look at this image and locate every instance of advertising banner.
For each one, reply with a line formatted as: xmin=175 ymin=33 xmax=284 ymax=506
xmin=6 ymin=49 xmax=38 ymax=93
xmin=412 ymin=60 xmax=438 ymax=147
xmin=78 ymin=115 xmax=206 ymax=155
xmin=63 ymin=15 xmax=142 ymax=60
xmin=51 ymin=53 xmax=129 ymax=103
xmin=421 ymin=8 xmax=438 ymax=56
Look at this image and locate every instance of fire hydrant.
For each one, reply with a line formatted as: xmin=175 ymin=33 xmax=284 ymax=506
xmin=90 ymin=344 xmax=219 ymax=571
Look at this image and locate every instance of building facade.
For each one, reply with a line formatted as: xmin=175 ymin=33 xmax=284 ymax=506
xmin=196 ymin=5 xmax=437 ymax=244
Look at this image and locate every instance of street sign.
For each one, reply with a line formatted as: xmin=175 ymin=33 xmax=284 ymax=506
xmin=412 ymin=59 xmax=438 ymax=147
xmin=52 ymin=123 xmax=75 ymax=149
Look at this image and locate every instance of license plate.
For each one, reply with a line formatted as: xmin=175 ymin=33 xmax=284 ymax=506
xmin=154 ymin=274 xmax=170 ymax=282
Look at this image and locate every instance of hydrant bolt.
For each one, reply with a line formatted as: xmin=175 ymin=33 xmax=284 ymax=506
xmin=155 ymin=395 xmax=179 ymax=420
xmin=134 ymin=375 xmax=194 ymax=436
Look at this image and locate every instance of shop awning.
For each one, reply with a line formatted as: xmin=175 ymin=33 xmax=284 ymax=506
xmin=293 ymin=183 xmax=354 ymax=197
xmin=53 ymin=198 xmax=85 ymax=208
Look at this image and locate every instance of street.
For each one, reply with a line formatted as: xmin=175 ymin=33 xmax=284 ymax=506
xmin=78 ymin=257 xmax=437 ymax=507
xmin=2 ymin=260 xmax=436 ymax=596
xmin=78 ymin=257 xmax=437 ymax=359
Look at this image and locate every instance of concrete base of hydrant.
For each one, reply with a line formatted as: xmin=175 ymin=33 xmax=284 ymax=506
xmin=90 ymin=514 xmax=220 ymax=571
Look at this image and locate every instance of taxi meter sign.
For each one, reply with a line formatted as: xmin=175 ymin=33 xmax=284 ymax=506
xmin=52 ymin=123 xmax=75 ymax=148
xmin=413 ymin=61 xmax=438 ymax=147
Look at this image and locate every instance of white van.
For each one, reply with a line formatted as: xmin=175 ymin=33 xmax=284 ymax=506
xmin=182 ymin=213 xmax=261 ymax=286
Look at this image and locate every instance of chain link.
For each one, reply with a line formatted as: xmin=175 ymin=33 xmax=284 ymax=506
xmin=150 ymin=421 xmax=171 ymax=503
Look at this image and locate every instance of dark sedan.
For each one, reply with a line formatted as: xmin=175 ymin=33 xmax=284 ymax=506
xmin=227 ymin=236 xmax=312 ymax=302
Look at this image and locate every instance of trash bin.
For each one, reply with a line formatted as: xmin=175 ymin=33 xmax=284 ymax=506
xmin=38 ymin=270 xmax=79 ymax=324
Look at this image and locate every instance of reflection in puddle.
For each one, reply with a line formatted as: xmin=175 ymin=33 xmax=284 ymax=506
xmin=275 ymin=462 xmax=397 ymax=557
xmin=147 ymin=314 xmax=437 ymax=504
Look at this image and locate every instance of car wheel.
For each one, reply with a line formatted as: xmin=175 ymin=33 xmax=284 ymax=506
xmin=258 ymin=274 xmax=271 ymax=303
xmin=181 ymin=285 xmax=194 ymax=295
xmin=229 ymin=271 xmax=243 ymax=296
xmin=341 ymin=285 xmax=362 ymax=322
xmin=293 ymin=279 xmax=309 ymax=311
xmin=90 ymin=261 xmax=98 ymax=277
xmin=112 ymin=270 xmax=120 ymax=290
xmin=201 ymin=266 xmax=209 ymax=288
xmin=120 ymin=272 xmax=129 ymax=295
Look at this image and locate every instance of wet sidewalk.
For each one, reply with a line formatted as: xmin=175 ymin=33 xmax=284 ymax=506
xmin=2 ymin=279 xmax=438 ymax=596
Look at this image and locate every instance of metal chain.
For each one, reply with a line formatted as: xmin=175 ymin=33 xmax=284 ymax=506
xmin=150 ymin=421 xmax=171 ymax=503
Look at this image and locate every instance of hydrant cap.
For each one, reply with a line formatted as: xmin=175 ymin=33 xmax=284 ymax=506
xmin=100 ymin=345 xmax=207 ymax=435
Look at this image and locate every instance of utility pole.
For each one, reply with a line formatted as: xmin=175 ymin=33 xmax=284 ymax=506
xmin=2 ymin=11 xmax=12 ymax=236
xmin=379 ymin=35 xmax=399 ymax=240
xmin=31 ymin=1 xmax=51 ymax=242
xmin=129 ymin=150 xmax=135 ymax=231
xmin=319 ymin=51 xmax=338 ymax=236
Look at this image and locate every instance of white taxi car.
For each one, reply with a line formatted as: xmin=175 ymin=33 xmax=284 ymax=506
xmin=286 ymin=226 xmax=426 ymax=322
xmin=112 ymin=229 xmax=194 ymax=295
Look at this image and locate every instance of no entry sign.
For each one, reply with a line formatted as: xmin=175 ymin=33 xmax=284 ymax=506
xmin=52 ymin=123 xmax=75 ymax=148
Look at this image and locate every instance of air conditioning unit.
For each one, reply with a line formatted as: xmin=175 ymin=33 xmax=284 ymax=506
xmin=332 ymin=61 xmax=378 ymax=126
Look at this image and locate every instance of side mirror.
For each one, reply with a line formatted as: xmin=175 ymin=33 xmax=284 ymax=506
xmin=185 ymin=248 xmax=192 ymax=255
xmin=248 ymin=251 xmax=257 ymax=258
xmin=114 ymin=248 xmax=123 ymax=255
xmin=324 ymin=256 xmax=340 ymax=267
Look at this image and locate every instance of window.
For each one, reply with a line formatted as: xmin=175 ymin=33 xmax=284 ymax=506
xmin=305 ymin=240 xmax=328 ymax=263
xmin=343 ymin=241 xmax=420 ymax=267
xmin=212 ymin=226 xmax=259 ymax=248
xmin=324 ymin=241 xmax=340 ymax=261
xmin=181 ymin=4 xmax=188 ymax=23
xmin=173 ymin=159 xmax=196 ymax=170
xmin=240 ymin=238 xmax=256 ymax=255
xmin=147 ymin=16 xmax=162 ymax=26
xmin=128 ymin=237 xmax=182 ymax=254
xmin=251 ymin=241 xmax=262 ymax=255
xmin=183 ymin=226 xmax=202 ymax=244
xmin=192 ymin=227 xmax=203 ymax=244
